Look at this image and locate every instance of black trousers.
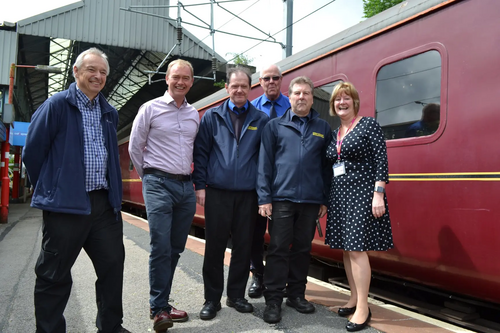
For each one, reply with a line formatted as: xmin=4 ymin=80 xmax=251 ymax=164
xmin=34 ymin=190 xmax=125 ymax=333
xmin=263 ymin=201 xmax=318 ymax=305
xmin=203 ymin=187 xmax=257 ymax=301
xmin=249 ymin=214 xmax=268 ymax=274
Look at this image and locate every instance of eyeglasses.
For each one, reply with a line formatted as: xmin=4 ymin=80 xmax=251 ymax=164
xmin=261 ymin=76 xmax=281 ymax=82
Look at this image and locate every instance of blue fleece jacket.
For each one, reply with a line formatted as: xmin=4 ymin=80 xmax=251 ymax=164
xmin=23 ymin=83 xmax=122 ymax=216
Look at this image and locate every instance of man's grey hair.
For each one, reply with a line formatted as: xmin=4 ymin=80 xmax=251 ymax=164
xmin=72 ymin=47 xmax=110 ymax=78
xmin=259 ymin=63 xmax=283 ymax=77
xmin=288 ymin=76 xmax=314 ymax=95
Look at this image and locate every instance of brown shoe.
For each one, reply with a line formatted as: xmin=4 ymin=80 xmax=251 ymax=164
xmin=150 ymin=305 xmax=188 ymax=322
xmin=153 ymin=310 xmax=173 ymax=332
xmin=169 ymin=305 xmax=189 ymax=322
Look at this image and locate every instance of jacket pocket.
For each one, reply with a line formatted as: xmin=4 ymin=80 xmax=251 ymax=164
xmin=48 ymin=168 xmax=61 ymax=200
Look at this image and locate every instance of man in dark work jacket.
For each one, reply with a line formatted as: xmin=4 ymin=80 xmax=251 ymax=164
xmin=193 ymin=66 xmax=269 ymax=320
xmin=257 ymin=75 xmax=332 ymax=324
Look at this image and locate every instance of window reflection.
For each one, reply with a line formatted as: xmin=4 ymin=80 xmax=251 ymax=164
xmin=376 ymin=50 xmax=441 ymax=140
xmin=313 ymin=80 xmax=342 ymax=130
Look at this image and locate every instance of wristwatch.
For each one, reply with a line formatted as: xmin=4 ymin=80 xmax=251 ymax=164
xmin=374 ymin=186 xmax=385 ymax=193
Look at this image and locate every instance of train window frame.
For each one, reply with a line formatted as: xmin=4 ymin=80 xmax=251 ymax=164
xmin=372 ymin=42 xmax=448 ymax=148
xmin=311 ymin=74 xmax=348 ymax=130
xmin=312 ymin=74 xmax=347 ymax=131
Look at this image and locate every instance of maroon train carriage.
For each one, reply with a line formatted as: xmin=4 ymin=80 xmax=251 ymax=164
xmin=120 ymin=0 xmax=500 ymax=324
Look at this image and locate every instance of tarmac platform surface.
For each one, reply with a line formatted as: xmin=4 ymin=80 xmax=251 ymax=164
xmin=0 ymin=201 xmax=470 ymax=333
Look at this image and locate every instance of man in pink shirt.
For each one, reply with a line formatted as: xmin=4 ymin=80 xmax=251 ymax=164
xmin=129 ymin=59 xmax=199 ymax=333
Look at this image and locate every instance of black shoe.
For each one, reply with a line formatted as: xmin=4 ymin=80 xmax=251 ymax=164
xmin=248 ymin=273 xmax=264 ymax=298
xmin=117 ymin=328 xmax=132 ymax=333
xmin=263 ymin=303 xmax=282 ymax=323
xmin=346 ymin=309 xmax=372 ymax=332
xmin=226 ymin=297 xmax=254 ymax=313
xmin=338 ymin=306 xmax=356 ymax=317
xmin=285 ymin=297 xmax=315 ymax=314
xmin=199 ymin=300 xmax=221 ymax=320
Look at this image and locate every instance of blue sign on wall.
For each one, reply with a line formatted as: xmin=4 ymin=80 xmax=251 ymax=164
xmin=9 ymin=122 xmax=30 ymax=147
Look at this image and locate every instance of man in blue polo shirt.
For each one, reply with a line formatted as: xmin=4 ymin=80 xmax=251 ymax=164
xmin=248 ymin=64 xmax=291 ymax=298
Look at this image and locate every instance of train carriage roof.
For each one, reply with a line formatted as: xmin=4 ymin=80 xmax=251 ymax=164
xmin=192 ymin=0 xmax=449 ymax=111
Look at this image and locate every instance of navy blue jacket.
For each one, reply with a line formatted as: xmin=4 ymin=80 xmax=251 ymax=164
xmin=257 ymin=108 xmax=332 ymax=205
xmin=193 ymin=100 xmax=269 ymax=191
xmin=23 ymin=83 xmax=122 ymax=217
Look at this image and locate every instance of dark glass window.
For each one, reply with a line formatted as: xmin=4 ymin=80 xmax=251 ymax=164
xmin=313 ymin=80 xmax=342 ymax=130
xmin=376 ymin=51 xmax=441 ymax=140
xmin=129 ymin=160 xmax=134 ymax=172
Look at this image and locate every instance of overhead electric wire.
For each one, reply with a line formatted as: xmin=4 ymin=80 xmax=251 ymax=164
xmin=230 ymin=0 xmax=337 ymax=64
xmin=181 ymin=0 xmax=263 ymax=58
xmin=180 ymin=0 xmax=337 ymax=66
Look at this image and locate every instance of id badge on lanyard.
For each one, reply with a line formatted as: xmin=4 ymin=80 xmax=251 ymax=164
xmin=334 ymin=118 xmax=355 ymax=178
xmin=333 ymin=162 xmax=346 ymax=177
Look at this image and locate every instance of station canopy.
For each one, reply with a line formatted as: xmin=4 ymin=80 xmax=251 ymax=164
xmin=9 ymin=0 xmax=227 ymax=140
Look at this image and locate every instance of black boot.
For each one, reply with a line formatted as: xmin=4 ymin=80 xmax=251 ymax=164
xmin=248 ymin=272 xmax=264 ymax=298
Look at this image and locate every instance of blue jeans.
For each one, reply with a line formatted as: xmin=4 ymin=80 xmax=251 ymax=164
xmin=142 ymin=174 xmax=196 ymax=315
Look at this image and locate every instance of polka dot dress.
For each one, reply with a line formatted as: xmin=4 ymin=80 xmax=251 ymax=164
xmin=325 ymin=117 xmax=394 ymax=251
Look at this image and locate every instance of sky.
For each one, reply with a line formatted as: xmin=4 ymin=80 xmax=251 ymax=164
xmin=0 ymin=0 xmax=365 ymax=71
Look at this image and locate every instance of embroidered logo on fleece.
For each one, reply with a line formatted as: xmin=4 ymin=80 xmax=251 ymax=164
xmin=248 ymin=126 xmax=258 ymax=130
xmin=312 ymin=132 xmax=324 ymax=138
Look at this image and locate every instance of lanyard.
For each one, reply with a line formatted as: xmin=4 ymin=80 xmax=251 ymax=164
xmin=336 ymin=117 xmax=356 ymax=160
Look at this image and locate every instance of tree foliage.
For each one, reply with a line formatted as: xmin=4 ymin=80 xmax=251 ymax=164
xmin=226 ymin=52 xmax=253 ymax=66
xmin=362 ymin=0 xmax=405 ymax=18
xmin=213 ymin=53 xmax=254 ymax=88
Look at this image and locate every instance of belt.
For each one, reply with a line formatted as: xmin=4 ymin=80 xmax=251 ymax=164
xmin=143 ymin=168 xmax=191 ymax=181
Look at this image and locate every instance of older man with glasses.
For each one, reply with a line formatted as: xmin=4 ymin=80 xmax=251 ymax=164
xmin=248 ymin=64 xmax=291 ymax=299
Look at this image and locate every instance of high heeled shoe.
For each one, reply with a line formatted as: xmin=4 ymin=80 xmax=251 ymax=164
xmin=337 ymin=306 xmax=356 ymax=317
xmin=346 ymin=309 xmax=371 ymax=332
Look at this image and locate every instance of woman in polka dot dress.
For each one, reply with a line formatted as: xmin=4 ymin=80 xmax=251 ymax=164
xmin=325 ymin=82 xmax=393 ymax=332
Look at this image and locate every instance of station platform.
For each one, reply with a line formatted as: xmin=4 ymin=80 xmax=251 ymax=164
xmin=0 ymin=201 xmax=472 ymax=332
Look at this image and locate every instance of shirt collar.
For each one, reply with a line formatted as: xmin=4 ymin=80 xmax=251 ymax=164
xmin=264 ymin=93 xmax=283 ymax=106
xmin=163 ymin=90 xmax=187 ymax=107
xmin=76 ymin=85 xmax=100 ymax=108
xmin=290 ymin=109 xmax=310 ymax=123
xmin=228 ymin=100 xmax=249 ymax=114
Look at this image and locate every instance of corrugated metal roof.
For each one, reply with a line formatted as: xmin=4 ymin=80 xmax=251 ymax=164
xmin=17 ymin=0 xmax=223 ymax=62
xmin=0 ymin=30 xmax=18 ymax=86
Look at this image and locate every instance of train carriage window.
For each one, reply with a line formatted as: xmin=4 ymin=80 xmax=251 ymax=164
xmin=376 ymin=51 xmax=441 ymax=140
xmin=313 ymin=80 xmax=342 ymax=130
